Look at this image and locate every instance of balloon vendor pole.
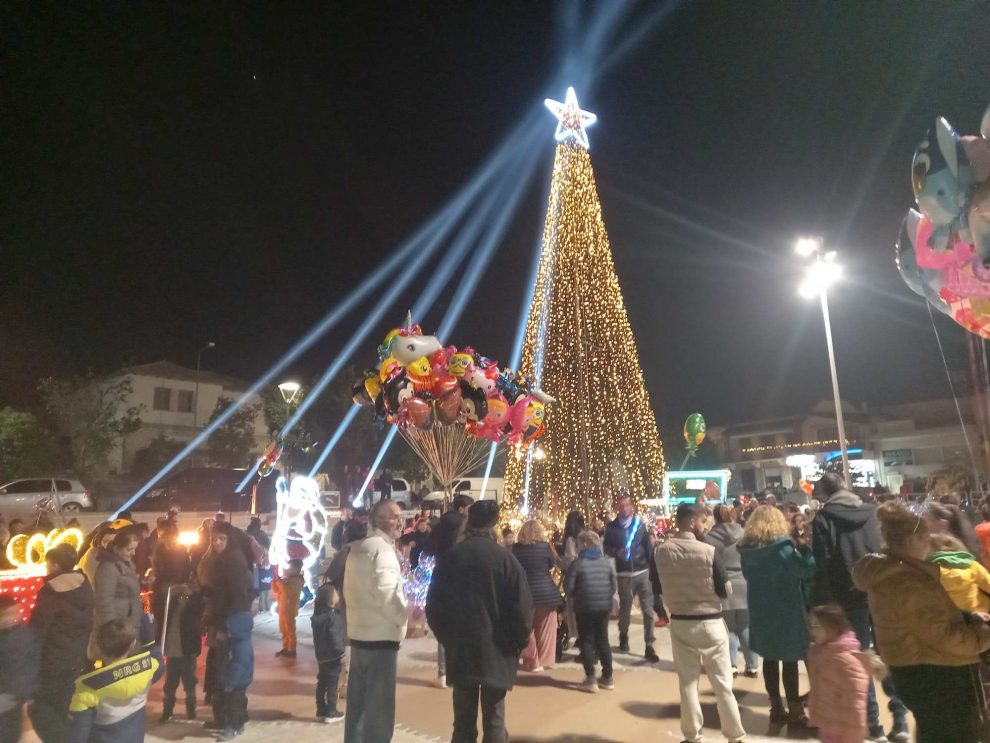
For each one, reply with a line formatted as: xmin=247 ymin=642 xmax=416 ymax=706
xmin=160 ymin=585 xmax=173 ymax=653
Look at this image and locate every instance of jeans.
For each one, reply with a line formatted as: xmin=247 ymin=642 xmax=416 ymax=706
xmin=890 ymin=664 xmax=981 ymax=742
xmin=317 ymin=659 xmax=343 ymax=717
xmin=846 ymin=604 xmax=908 ymax=730
xmin=214 ymin=688 xmax=248 ymax=731
xmin=345 ymin=645 xmax=398 ymax=743
xmin=763 ymin=659 xmax=800 ymax=703
xmin=164 ymin=655 xmax=198 ymax=704
xmin=722 ymin=608 xmax=759 ymax=671
xmin=617 ymin=571 xmax=655 ymax=646
xmin=576 ymin=611 xmax=613 ymax=679
xmin=669 ymin=618 xmax=746 ymax=743
xmin=452 ymin=685 xmax=507 ymax=743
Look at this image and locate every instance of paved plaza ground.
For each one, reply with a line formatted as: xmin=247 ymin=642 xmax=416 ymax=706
xmin=132 ymin=605 xmax=900 ymax=743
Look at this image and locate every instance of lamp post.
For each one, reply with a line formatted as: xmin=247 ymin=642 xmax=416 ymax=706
xmin=194 ymin=341 xmax=216 ymax=428
xmin=277 ymin=381 xmax=301 ymax=480
xmin=796 ymin=237 xmax=850 ymax=488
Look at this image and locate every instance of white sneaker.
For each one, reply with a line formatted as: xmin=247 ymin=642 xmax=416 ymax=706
xmin=432 ymin=675 xmax=447 ymax=689
xmin=581 ymin=675 xmax=599 ymax=693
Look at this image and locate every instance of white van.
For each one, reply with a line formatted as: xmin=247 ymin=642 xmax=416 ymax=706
xmin=423 ymin=477 xmax=504 ymax=505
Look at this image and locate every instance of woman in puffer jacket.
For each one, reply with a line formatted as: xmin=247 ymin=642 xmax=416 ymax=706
xmin=853 ymin=501 xmax=990 ymax=742
xmin=90 ymin=529 xmax=143 ymax=659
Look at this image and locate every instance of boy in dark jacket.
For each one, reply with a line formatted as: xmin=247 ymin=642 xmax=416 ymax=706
xmin=0 ymin=595 xmax=39 ymax=743
xmin=160 ymin=584 xmax=205 ymax=722
xmin=67 ymin=617 xmax=163 ymax=743
xmin=564 ymin=530 xmax=618 ymax=692
xmin=214 ymin=611 xmax=254 ymax=741
xmin=311 ymin=583 xmax=346 ymax=723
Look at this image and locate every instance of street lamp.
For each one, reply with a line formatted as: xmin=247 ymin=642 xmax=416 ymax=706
xmin=194 ymin=341 xmax=216 ymax=428
xmin=277 ymin=381 xmax=302 ymax=479
xmin=795 ymin=237 xmax=850 ymax=488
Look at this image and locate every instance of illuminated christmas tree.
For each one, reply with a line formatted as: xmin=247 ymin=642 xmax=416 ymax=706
xmin=505 ymin=88 xmax=665 ymax=522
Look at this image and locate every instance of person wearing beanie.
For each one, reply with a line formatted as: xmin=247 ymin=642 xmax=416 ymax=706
xmin=427 ymin=500 xmax=533 ymax=742
xmin=28 ymin=543 xmax=94 ymax=743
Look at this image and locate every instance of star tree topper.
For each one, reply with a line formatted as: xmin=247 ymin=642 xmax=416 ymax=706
xmin=544 ymin=87 xmax=597 ymax=149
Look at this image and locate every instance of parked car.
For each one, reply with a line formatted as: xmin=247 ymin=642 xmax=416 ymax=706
xmin=140 ymin=467 xmax=276 ymax=513
xmin=348 ymin=478 xmax=415 ymax=510
xmin=423 ymin=477 xmax=503 ymax=505
xmin=0 ymin=477 xmax=94 ymax=513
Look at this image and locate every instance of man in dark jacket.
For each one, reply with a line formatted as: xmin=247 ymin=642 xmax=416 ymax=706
xmin=427 ymin=500 xmax=532 ymax=743
xmin=812 ymin=472 xmax=908 ymax=741
xmin=603 ymin=495 xmax=658 ymax=661
xmin=427 ymin=493 xmax=473 ymax=687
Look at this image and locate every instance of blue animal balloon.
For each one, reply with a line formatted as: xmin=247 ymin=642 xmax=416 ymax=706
xmin=912 ymin=117 xmax=973 ymax=251
xmin=896 ymin=209 xmax=951 ymax=316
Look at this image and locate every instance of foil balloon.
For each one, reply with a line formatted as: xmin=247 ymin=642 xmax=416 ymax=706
xmin=405 ymin=356 xmax=434 ymax=394
xmin=683 ymin=413 xmax=706 ymax=456
xmin=448 ymin=352 xmax=475 ymax=378
xmin=912 ymin=117 xmax=973 ymax=248
xmin=430 ymin=348 xmax=451 ymax=378
xmin=401 ymin=397 xmax=434 ymax=430
xmin=509 ymin=396 xmax=545 ymax=445
xmin=457 ymin=380 xmax=489 ymax=423
xmin=379 ymin=355 xmax=401 ymax=383
xmin=351 ymin=378 xmax=372 ymax=406
xmin=391 ymin=333 xmax=443 ymax=366
xmin=896 ymin=210 xmax=952 ymax=315
xmin=435 ymin=383 xmax=463 ymax=425
xmin=384 ymin=372 xmax=415 ymax=414
xmin=259 ymin=434 xmax=285 ymax=477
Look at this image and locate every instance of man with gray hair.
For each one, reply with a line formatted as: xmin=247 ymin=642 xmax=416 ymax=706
xmin=343 ymin=500 xmax=407 ymax=743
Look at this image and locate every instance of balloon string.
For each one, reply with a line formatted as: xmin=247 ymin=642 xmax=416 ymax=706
xmin=928 ymin=302 xmax=982 ymax=493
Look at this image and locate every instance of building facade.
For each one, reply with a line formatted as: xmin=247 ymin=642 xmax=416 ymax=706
xmin=102 ymin=361 xmax=269 ymax=473
xmin=708 ymin=396 xmax=982 ymax=496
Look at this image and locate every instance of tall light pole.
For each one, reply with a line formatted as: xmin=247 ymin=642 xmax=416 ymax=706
xmin=194 ymin=341 xmax=216 ymax=428
xmin=278 ymin=381 xmax=301 ymax=480
xmin=796 ymin=237 xmax=850 ymax=488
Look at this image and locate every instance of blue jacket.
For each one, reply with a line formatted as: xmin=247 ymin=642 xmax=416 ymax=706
xmin=739 ymin=537 xmax=815 ymax=662
xmin=67 ymin=641 xmax=164 ymax=743
xmin=224 ymin=611 xmax=254 ymax=690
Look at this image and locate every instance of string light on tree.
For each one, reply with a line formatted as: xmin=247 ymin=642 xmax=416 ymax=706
xmin=504 ymin=88 xmax=666 ymax=523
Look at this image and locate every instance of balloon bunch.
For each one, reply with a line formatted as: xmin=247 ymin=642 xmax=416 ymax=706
xmin=352 ymin=317 xmax=554 ymax=446
xmin=258 ymin=433 xmax=284 ymax=477
xmin=896 ymin=104 xmax=990 ymax=338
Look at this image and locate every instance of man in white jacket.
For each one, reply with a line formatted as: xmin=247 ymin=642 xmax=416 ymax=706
xmin=343 ymin=500 xmax=408 ymax=743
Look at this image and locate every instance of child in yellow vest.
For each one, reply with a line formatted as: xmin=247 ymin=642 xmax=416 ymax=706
xmin=928 ymin=533 xmax=990 ymax=613
xmin=272 ymin=559 xmax=306 ymax=658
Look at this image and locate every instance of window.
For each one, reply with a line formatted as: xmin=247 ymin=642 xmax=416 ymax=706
xmin=153 ymin=387 xmax=172 ymax=411
xmin=817 ymin=427 xmax=839 ymax=441
xmin=177 ymin=390 xmax=194 ymax=413
xmin=392 ymin=479 xmax=408 ymax=491
xmin=455 ymin=481 xmax=471 ymax=492
xmin=4 ymin=479 xmax=48 ymax=494
xmin=55 ymin=480 xmax=73 ymax=491
xmin=913 ymin=447 xmax=944 ymax=466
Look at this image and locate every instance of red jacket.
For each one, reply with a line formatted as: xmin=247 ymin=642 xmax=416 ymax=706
xmin=807 ymin=631 xmax=869 ymax=741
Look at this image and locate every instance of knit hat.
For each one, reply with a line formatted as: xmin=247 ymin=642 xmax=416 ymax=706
xmin=467 ymin=500 xmax=500 ymax=529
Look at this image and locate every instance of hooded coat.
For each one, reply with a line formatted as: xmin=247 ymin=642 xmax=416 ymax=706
xmin=807 ymin=630 xmax=869 ymax=741
xmin=30 ymin=571 xmax=94 ymax=685
xmin=811 ymin=490 xmax=880 ymax=609
xmin=198 ymin=543 xmax=252 ymax=629
xmin=853 ymin=550 xmax=990 ymax=667
xmin=92 ymin=551 xmax=142 ymax=644
xmin=705 ymin=525 xmax=747 ymax=612
xmin=563 ymin=547 xmax=617 ymax=614
xmin=739 ymin=537 xmax=815 ymax=662
xmin=426 ymin=531 xmax=533 ymax=690
xmin=224 ymin=611 xmax=254 ymax=690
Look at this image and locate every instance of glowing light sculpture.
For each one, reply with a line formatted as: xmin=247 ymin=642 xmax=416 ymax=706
xmin=504 ymin=89 xmax=666 ymax=523
xmin=268 ymin=475 xmax=327 ymax=591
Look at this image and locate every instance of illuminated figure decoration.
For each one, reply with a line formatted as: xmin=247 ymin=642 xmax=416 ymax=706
xmin=268 ymin=475 xmax=327 ymax=591
xmin=0 ymin=527 xmax=84 ymax=622
xmin=504 ymin=88 xmax=666 ymax=522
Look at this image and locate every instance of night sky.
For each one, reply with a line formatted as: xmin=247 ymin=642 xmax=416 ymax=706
xmin=4 ymin=2 xmax=990 ymax=434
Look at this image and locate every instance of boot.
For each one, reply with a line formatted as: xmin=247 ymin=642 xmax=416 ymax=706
xmin=768 ymin=698 xmax=788 ymax=724
xmin=186 ymin=697 xmax=197 ymax=720
xmin=787 ymin=700 xmax=810 ymax=727
xmin=160 ymin=699 xmax=174 ymax=723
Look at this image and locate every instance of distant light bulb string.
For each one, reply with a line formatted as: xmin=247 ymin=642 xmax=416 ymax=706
xmin=928 ymin=302 xmax=981 ymax=492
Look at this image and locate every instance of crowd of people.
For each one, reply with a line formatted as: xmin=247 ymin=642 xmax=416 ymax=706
xmin=3 ymin=476 xmax=990 ymax=742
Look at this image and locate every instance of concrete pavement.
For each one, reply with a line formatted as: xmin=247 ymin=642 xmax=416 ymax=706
xmin=140 ymin=605 xmax=899 ymax=742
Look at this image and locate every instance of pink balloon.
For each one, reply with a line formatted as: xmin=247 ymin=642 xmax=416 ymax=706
xmin=915 ymin=215 xmax=972 ymax=270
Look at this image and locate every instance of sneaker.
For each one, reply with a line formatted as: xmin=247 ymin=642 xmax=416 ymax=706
xmin=530 ymin=666 xmax=544 ymax=672
xmin=743 ymin=668 xmax=759 ymax=678
xmin=432 ymin=675 xmax=447 ymax=689
xmin=203 ymin=720 xmax=224 ymax=731
xmin=867 ymin=726 xmax=889 ymax=743
xmin=275 ymin=649 xmax=286 ymax=657
xmin=598 ymin=676 xmax=615 ymax=690
xmin=644 ymin=645 xmax=659 ymax=663
xmin=218 ymin=728 xmax=241 ymax=741
xmin=581 ymin=675 xmax=599 ymax=692
xmin=283 ymin=651 xmax=297 ymax=658
xmin=618 ymin=635 xmax=630 ymax=652
xmin=322 ymin=711 xmax=344 ymax=724
xmin=887 ymin=729 xmax=910 ymax=742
